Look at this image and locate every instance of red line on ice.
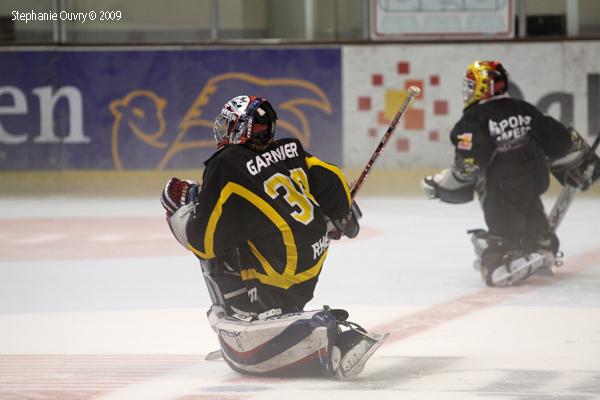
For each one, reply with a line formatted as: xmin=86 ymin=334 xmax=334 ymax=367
xmin=373 ymin=247 xmax=600 ymax=343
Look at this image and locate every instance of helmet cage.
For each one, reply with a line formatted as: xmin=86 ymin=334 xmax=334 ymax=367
xmin=213 ymin=96 xmax=276 ymax=148
xmin=462 ymin=77 xmax=476 ymax=105
xmin=463 ymin=61 xmax=508 ymax=108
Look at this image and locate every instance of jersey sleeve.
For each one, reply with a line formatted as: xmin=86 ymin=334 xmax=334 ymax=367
xmin=305 ymin=155 xmax=352 ymax=220
xmin=449 ymin=115 xmax=494 ymax=182
xmin=534 ymin=114 xmax=573 ymax=160
xmin=185 ymin=158 xmax=245 ymax=260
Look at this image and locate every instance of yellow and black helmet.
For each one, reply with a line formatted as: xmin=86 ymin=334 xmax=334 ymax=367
xmin=463 ymin=61 xmax=508 ymax=109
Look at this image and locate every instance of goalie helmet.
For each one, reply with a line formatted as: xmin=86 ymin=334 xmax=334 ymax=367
xmin=463 ymin=61 xmax=508 ymax=109
xmin=213 ymin=95 xmax=278 ymax=148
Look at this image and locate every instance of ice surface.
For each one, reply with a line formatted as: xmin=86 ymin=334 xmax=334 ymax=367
xmin=0 ymin=196 xmax=599 ymax=399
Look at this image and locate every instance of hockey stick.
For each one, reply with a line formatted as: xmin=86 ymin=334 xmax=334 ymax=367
xmin=350 ymin=86 xmax=421 ymax=198
xmin=548 ymin=132 xmax=600 ymax=232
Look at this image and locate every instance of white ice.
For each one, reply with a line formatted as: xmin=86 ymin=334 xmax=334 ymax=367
xmin=0 ymin=196 xmax=599 ymax=399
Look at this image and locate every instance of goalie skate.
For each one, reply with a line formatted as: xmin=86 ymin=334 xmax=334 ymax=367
xmin=336 ymin=331 xmax=389 ymax=380
xmin=468 ymin=229 xmax=488 ymax=271
xmin=485 ymin=251 xmax=553 ymax=287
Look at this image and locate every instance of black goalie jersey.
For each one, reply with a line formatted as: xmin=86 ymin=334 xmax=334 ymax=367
xmin=186 ymin=138 xmax=352 ymax=312
xmin=449 ymin=96 xmax=572 ymax=182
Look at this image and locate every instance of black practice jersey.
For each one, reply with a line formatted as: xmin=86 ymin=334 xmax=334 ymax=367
xmin=186 ymin=138 xmax=352 ymax=311
xmin=449 ymin=95 xmax=572 ymax=181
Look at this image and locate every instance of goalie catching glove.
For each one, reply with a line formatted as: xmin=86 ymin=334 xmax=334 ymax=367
xmin=161 ymin=177 xmax=200 ymax=216
xmin=421 ymin=168 xmax=475 ymax=204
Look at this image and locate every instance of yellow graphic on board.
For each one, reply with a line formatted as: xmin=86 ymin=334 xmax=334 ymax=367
xmin=109 ymin=90 xmax=169 ymax=170
xmin=109 ymin=72 xmax=332 ymax=170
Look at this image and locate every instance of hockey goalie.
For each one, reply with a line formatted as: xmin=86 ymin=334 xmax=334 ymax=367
xmin=161 ymin=95 xmax=387 ymax=378
xmin=421 ymin=61 xmax=600 ymax=287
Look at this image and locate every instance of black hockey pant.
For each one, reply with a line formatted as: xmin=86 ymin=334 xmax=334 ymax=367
xmin=482 ymin=160 xmax=551 ymax=251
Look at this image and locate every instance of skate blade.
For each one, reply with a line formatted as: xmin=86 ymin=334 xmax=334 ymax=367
xmin=535 ymin=252 xmax=560 ymax=276
xmin=536 ymin=266 xmax=557 ymax=276
xmin=491 ymin=254 xmax=545 ymax=286
xmin=338 ymin=332 xmax=389 ymax=380
xmin=205 ymin=349 xmax=223 ymax=361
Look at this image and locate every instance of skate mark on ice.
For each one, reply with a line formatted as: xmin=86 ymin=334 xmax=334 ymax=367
xmin=373 ymin=247 xmax=600 ymax=344
xmin=0 ymin=354 xmax=205 ymax=399
xmin=569 ymin=373 xmax=600 ymax=395
xmin=347 ymin=356 xmax=457 ymax=389
xmin=478 ymin=369 xmax=562 ymax=394
xmin=343 ymin=360 xmax=600 ymax=398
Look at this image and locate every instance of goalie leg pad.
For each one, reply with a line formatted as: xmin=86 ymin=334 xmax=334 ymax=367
xmin=208 ymin=308 xmax=339 ymax=377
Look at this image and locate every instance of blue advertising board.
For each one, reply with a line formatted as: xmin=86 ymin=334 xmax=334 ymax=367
xmin=0 ymin=48 xmax=341 ymax=170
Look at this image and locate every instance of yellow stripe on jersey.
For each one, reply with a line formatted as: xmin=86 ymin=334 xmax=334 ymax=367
xmin=242 ymin=241 xmax=328 ymax=289
xmin=187 ymin=181 xmax=300 ymax=288
xmin=305 ymin=156 xmax=352 ymax=207
xmin=290 ymin=248 xmax=328 ymax=283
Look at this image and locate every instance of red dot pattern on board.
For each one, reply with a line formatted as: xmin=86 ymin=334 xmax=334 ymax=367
xmin=372 ymin=74 xmax=383 ymax=86
xmin=358 ymin=97 xmax=371 ymax=111
xmin=429 ymin=131 xmax=439 ymax=141
xmin=434 ymin=100 xmax=448 ymax=115
xmin=397 ymin=62 xmax=410 ymax=74
xmin=404 ymin=108 xmax=424 ymax=130
xmin=378 ymin=111 xmax=390 ymax=125
xmin=430 ymin=75 xmax=440 ymax=86
xmin=404 ymin=80 xmax=424 ymax=99
xmin=396 ymin=138 xmax=410 ymax=152
xmin=368 ymin=128 xmax=378 ymax=138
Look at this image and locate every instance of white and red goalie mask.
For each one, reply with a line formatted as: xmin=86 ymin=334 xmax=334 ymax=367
xmin=213 ymin=95 xmax=277 ymax=148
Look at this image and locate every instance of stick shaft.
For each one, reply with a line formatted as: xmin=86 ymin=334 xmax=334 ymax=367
xmin=350 ymin=91 xmax=418 ymax=198
xmin=591 ymin=131 xmax=600 ymax=153
xmin=548 ymin=131 xmax=600 ymax=231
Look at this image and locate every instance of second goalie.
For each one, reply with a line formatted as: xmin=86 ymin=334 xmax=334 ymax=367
xmin=422 ymin=60 xmax=600 ymax=287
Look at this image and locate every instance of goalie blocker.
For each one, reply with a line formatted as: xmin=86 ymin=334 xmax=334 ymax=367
xmin=550 ymin=128 xmax=600 ymax=191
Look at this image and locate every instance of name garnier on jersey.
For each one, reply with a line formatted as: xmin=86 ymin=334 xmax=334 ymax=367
xmin=246 ymin=141 xmax=300 ymax=176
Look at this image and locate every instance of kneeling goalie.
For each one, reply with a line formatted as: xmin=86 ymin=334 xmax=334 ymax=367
xmin=422 ymin=61 xmax=600 ymax=287
xmin=161 ymin=95 xmax=387 ymax=378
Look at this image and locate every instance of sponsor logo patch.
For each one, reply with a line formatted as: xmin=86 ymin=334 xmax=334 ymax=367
xmin=457 ymin=133 xmax=473 ymax=150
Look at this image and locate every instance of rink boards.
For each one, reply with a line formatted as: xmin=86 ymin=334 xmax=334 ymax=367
xmin=1 ymin=41 xmax=600 ymax=172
